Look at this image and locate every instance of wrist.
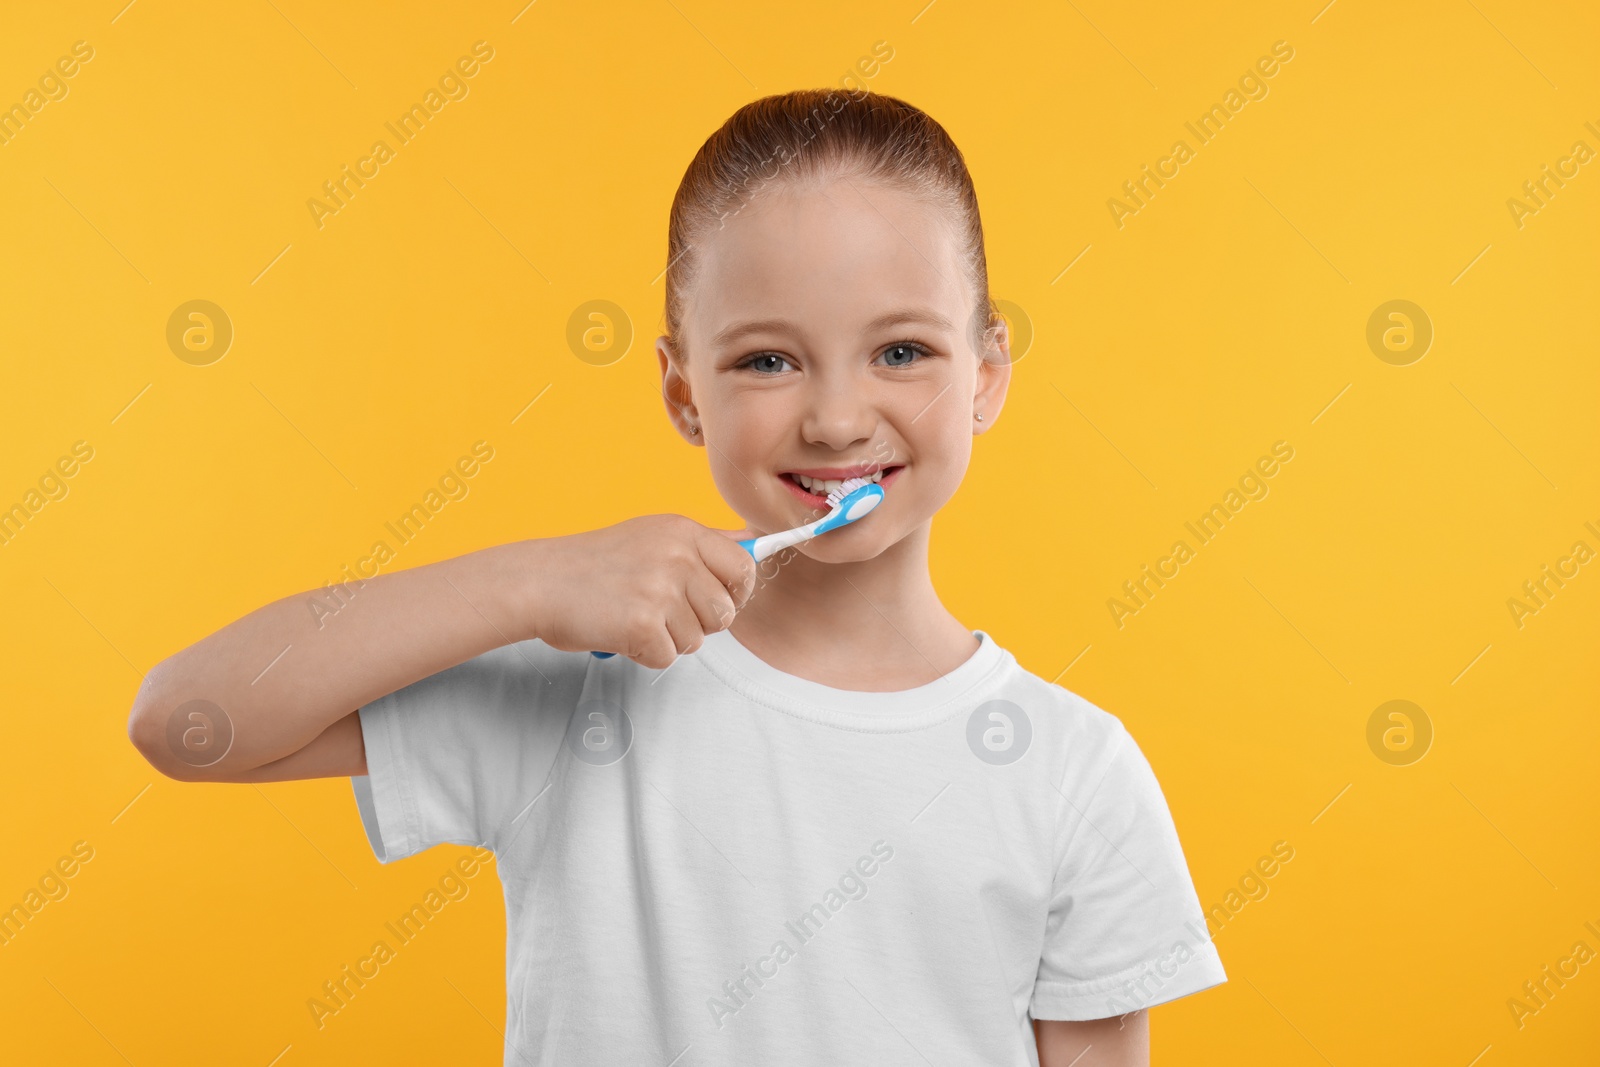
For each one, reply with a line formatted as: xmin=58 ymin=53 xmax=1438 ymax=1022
xmin=497 ymin=537 xmax=551 ymax=644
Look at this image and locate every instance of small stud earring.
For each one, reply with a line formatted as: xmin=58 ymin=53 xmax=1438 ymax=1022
xmin=975 ymin=413 xmax=984 ymax=422
xmin=689 ymin=425 xmax=699 ymax=435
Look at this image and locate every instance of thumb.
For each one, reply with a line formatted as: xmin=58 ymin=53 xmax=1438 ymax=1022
xmin=714 ymin=525 xmax=758 ymax=542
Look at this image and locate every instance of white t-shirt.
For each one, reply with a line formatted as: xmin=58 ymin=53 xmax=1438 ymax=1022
xmin=351 ymin=627 xmax=1225 ymax=1065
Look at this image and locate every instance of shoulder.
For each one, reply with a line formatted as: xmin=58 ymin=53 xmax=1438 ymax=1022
xmin=988 ymin=657 xmax=1138 ymax=793
xmin=1006 ymin=660 xmax=1130 ymax=753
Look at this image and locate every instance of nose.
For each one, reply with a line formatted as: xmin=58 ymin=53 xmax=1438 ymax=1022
xmin=798 ymin=372 xmax=877 ymax=451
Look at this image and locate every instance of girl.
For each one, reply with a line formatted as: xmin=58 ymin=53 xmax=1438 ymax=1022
xmin=129 ymin=89 xmax=1224 ymax=1066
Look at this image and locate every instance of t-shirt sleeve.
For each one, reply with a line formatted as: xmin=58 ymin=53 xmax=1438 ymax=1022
xmin=350 ymin=637 xmax=588 ymax=864
xmin=1031 ymin=718 xmax=1226 ymax=1020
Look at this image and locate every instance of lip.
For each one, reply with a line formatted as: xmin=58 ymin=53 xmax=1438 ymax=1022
xmin=779 ymin=462 xmax=897 ymax=479
xmin=778 ymin=465 xmax=904 ymax=509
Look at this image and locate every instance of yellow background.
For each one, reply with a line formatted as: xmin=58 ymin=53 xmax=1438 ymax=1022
xmin=2 ymin=0 xmax=1597 ymax=1063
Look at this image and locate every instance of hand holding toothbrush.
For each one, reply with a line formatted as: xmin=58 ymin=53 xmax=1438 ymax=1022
xmin=522 ymin=514 xmax=758 ymax=670
xmin=536 ymin=477 xmax=882 ymax=667
xmin=588 ymin=476 xmax=882 ymax=662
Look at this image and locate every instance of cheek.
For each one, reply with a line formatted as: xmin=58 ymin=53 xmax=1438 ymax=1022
xmin=702 ymin=399 xmax=783 ymax=513
xmin=710 ymin=398 xmax=781 ymax=471
xmin=917 ymin=437 xmax=973 ymax=504
xmin=900 ymin=418 xmax=974 ymax=517
xmin=705 ymin=438 xmax=762 ymax=505
xmin=903 ymin=400 xmax=972 ymax=476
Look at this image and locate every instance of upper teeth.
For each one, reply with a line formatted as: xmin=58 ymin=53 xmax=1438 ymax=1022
xmin=793 ymin=470 xmax=886 ymax=494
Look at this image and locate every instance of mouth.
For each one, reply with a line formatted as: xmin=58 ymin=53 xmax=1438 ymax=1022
xmin=778 ymin=465 xmax=904 ymax=509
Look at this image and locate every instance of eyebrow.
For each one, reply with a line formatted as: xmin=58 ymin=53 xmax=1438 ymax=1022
xmin=710 ymin=307 xmax=955 ymax=349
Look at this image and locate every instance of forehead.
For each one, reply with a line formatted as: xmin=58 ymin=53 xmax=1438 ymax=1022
xmin=687 ymin=177 xmax=968 ymax=344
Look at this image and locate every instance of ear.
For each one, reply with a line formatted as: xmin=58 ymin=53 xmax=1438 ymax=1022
xmin=973 ymin=318 xmax=1011 ymax=435
xmin=657 ymin=335 xmax=703 ymax=446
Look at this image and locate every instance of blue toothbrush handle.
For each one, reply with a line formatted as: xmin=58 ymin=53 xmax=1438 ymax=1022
xmin=590 ymin=538 xmax=760 ymax=657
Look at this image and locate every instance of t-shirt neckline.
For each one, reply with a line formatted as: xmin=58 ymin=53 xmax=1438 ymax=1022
xmin=693 ymin=627 xmax=1011 ymax=732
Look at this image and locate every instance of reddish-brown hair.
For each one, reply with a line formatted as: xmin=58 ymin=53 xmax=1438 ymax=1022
xmin=662 ymin=88 xmax=995 ymax=361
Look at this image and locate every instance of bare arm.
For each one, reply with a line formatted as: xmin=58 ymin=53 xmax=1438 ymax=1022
xmin=126 ymin=516 xmax=757 ymax=784
xmin=1035 ymin=1013 xmax=1149 ymax=1067
xmin=127 ymin=541 xmax=539 ymax=783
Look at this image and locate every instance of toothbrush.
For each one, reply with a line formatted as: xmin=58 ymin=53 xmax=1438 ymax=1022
xmin=590 ymin=476 xmax=886 ymax=659
xmin=736 ymin=475 xmax=886 ymax=563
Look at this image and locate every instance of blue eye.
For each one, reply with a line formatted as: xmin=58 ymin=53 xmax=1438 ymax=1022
xmin=879 ymin=341 xmax=930 ymax=367
xmin=742 ymin=353 xmax=792 ymax=374
xmin=739 ymin=342 xmax=932 ymax=373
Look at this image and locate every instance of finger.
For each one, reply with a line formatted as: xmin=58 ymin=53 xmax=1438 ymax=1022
xmin=661 ymin=598 xmax=706 ymax=657
xmin=697 ymin=526 xmax=759 ymax=609
xmin=632 ymin=622 xmax=680 ymax=671
xmin=687 ymin=571 xmax=739 ymax=636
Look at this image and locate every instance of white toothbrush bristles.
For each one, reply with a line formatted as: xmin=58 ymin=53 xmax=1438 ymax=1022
xmin=823 ymin=476 xmax=872 ymax=510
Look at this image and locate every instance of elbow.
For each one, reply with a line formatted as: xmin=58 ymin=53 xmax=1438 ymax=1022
xmin=127 ymin=686 xmax=185 ymax=782
xmin=126 ymin=667 xmax=222 ymax=783
xmin=127 ymin=710 xmax=171 ymax=781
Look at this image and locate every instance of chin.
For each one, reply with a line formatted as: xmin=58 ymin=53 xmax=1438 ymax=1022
xmin=794 ymin=523 xmax=896 ymax=564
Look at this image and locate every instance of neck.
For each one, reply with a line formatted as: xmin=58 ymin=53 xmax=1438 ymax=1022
xmin=727 ymin=522 xmax=979 ymax=691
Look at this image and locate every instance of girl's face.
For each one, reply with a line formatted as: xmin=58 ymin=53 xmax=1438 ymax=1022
xmin=658 ymin=175 xmax=1010 ymax=562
